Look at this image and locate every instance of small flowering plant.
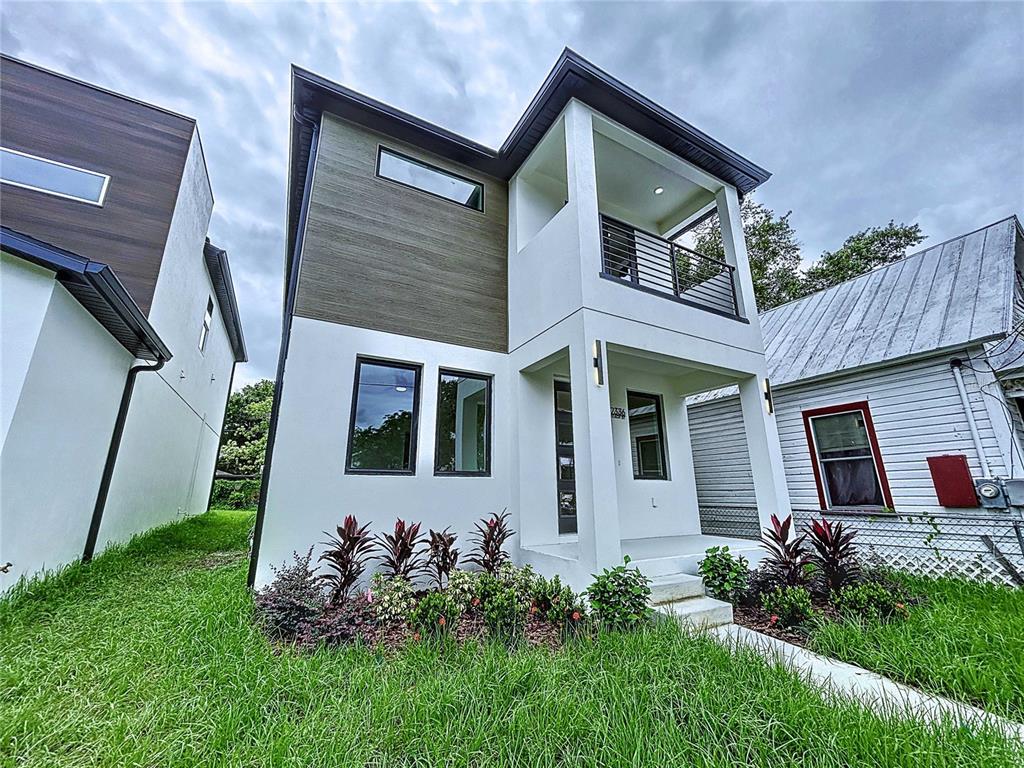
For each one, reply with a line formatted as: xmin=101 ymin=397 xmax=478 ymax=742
xmin=409 ymin=590 xmax=460 ymax=639
xmin=368 ymin=572 xmax=415 ymax=626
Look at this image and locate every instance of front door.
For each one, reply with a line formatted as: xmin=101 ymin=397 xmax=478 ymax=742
xmin=553 ymin=380 xmax=577 ymax=534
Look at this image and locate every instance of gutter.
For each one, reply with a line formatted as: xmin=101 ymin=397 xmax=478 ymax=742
xmin=950 ymin=358 xmax=994 ymax=478
xmin=83 ymin=356 xmax=168 ymax=562
xmin=247 ymin=111 xmax=321 ymax=588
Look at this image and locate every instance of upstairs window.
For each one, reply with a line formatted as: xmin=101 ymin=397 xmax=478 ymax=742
xmin=1 ymin=147 xmax=109 ymax=206
xmin=627 ymin=391 xmax=669 ymax=480
xmin=198 ymin=297 xmax=213 ymax=353
xmin=803 ymin=401 xmax=893 ymax=509
xmin=346 ymin=358 xmax=421 ymax=474
xmin=376 ymin=147 xmax=483 ymax=211
xmin=435 ymin=370 xmax=491 ymax=475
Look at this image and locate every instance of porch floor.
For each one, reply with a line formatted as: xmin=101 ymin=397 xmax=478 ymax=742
xmin=523 ymin=534 xmax=764 ymax=577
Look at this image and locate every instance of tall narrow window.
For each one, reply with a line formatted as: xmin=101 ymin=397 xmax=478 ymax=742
xmin=435 ymin=370 xmax=491 ymax=475
xmin=198 ymin=297 xmax=213 ymax=353
xmin=346 ymin=358 xmax=421 ymax=474
xmin=554 ymin=380 xmax=577 ymax=534
xmin=803 ymin=402 xmax=892 ymax=509
xmin=627 ymin=392 xmax=669 ymax=480
xmin=1 ymin=147 xmax=110 ymax=205
xmin=376 ymin=147 xmax=484 ymax=210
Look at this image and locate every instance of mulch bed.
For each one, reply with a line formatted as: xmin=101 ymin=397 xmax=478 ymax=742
xmin=730 ymin=596 xmax=845 ymax=647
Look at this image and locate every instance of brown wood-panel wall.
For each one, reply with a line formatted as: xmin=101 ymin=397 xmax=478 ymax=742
xmin=296 ymin=113 xmax=509 ymax=353
xmin=0 ymin=56 xmax=195 ymax=315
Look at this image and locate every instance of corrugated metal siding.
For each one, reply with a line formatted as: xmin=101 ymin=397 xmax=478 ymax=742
xmin=688 ymin=349 xmax=1009 ymax=516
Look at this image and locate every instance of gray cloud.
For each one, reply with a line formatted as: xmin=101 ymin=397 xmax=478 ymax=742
xmin=2 ymin=1 xmax=1021 ymax=387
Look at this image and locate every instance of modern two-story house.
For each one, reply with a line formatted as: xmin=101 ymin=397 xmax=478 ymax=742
xmin=250 ymin=50 xmax=792 ymax=595
xmin=1 ymin=56 xmax=246 ymax=591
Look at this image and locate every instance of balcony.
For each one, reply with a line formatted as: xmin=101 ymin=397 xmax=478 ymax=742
xmin=600 ymin=214 xmax=741 ymax=319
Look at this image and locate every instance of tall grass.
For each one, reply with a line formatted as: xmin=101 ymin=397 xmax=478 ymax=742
xmin=811 ymin=572 xmax=1024 ymax=720
xmin=1 ymin=511 xmax=1019 ymax=767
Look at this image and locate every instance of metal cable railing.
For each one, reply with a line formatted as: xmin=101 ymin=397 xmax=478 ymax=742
xmin=600 ymin=214 xmax=740 ymax=318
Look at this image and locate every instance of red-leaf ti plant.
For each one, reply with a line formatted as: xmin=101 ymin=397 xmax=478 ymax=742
xmin=375 ymin=518 xmax=427 ymax=579
xmin=427 ymin=527 xmax=460 ymax=589
xmin=808 ymin=517 xmax=860 ymax=594
xmin=468 ymin=510 xmax=514 ymax=574
xmin=760 ymin=513 xmax=812 ymax=586
xmin=319 ymin=515 xmax=375 ymax=604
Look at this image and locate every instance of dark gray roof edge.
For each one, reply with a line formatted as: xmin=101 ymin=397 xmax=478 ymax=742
xmin=287 ymin=49 xmax=772 ymax=261
xmin=203 ymin=238 xmax=248 ymax=362
xmin=1 ymin=227 xmax=171 ymax=362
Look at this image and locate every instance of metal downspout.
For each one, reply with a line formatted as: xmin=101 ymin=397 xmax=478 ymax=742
xmin=950 ymin=358 xmax=994 ymax=478
xmin=83 ymin=357 xmax=166 ymax=562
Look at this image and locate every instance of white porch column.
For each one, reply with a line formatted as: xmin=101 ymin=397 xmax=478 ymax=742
xmin=738 ymin=373 xmax=792 ymax=530
xmin=715 ymin=184 xmax=758 ymax=323
xmin=564 ymin=100 xmax=603 ymax=282
xmin=569 ymin=326 xmax=622 ymax=573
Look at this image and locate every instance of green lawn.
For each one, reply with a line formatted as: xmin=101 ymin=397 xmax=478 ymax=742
xmin=1 ymin=511 xmax=1020 ymax=767
xmin=810 ymin=572 xmax=1024 ymax=721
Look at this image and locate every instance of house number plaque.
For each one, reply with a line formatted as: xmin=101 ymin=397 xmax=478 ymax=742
xmin=610 ymin=407 xmax=626 ymax=419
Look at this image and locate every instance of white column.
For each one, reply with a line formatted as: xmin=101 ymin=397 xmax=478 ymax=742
xmin=738 ymin=373 xmax=792 ymax=530
xmin=715 ymin=184 xmax=758 ymax=324
xmin=569 ymin=322 xmax=622 ymax=572
xmin=564 ymin=100 xmax=603 ymax=284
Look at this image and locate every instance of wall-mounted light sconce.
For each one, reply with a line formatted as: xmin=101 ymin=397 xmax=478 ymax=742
xmin=593 ymin=339 xmax=604 ymax=386
xmin=763 ymin=377 xmax=774 ymax=414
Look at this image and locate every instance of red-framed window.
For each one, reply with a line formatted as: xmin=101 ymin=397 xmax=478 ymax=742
xmin=801 ymin=401 xmax=894 ymax=510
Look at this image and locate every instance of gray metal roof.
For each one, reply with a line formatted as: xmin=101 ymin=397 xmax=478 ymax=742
xmin=692 ymin=216 xmax=1023 ymax=402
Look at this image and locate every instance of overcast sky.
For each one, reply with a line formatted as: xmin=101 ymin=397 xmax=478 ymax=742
xmin=2 ymin=1 xmax=1021 ymax=388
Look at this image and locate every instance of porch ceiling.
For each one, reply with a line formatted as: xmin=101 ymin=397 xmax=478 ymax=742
xmin=606 ymin=346 xmax=741 ymax=396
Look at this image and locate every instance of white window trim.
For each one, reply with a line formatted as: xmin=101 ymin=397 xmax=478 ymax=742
xmin=807 ymin=408 xmax=886 ymax=509
xmin=1 ymin=146 xmax=111 ymax=206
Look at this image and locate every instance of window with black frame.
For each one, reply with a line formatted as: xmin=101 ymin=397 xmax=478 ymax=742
xmin=808 ymin=409 xmax=884 ymax=507
xmin=627 ymin=392 xmax=668 ymax=480
xmin=376 ymin=147 xmax=484 ymax=211
xmin=346 ymin=359 xmax=421 ymax=473
xmin=435 ymin=370 xmax=491 ymax=475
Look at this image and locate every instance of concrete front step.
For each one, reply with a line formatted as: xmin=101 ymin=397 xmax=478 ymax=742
xmin=649 ymin=572 xmax=705 ymax=604
xmin=656 ymin=596 xmax=734 ymax=628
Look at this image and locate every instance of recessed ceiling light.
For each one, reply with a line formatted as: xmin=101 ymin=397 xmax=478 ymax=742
xmin=653 ymin=187 xmax=664 ymax=195
xmin=395 ymin=386 xmax=408 ymax=392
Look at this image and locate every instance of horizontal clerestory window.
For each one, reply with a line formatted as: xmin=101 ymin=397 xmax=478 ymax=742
xmin=376 ymin=147 xmax=484 ymax=211
xmin=346 ymin=358 xmax=422 ymax=474
xmin=1 ymin=146 xmax=110 ymax=205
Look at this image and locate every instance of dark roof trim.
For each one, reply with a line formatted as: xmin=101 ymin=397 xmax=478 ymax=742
xmin=287 ymin=48 xmax=771 ymax=261
xmin=203 ymin=239 xmax=247 ymax=362
xmin=1 ymin=227 xmax=171 ymax=362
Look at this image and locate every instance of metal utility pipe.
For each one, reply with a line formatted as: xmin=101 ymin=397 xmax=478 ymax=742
xmin=950 ymin=358 xmax=993 ymax=478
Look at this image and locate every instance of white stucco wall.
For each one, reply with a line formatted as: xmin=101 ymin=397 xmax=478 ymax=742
xmin=255 ymin=317 xmax=512 ymax=588
xmin=96 ymin=128 xmax=235 ymax=552
xmin=0 ymin=280 xmax=132 ymax=590
xmin=1 ymin=253 xmax=56 ymax=448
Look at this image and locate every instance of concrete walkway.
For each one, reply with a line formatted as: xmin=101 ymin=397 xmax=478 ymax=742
xmin=713 ymin=623 xmax=1024 ymax=741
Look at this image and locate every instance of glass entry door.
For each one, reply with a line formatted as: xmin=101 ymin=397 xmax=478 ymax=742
xmin=554 ymin=380 xmax=578 ymax=534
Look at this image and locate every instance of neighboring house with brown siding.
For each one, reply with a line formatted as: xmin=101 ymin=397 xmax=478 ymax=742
xmin=250 ymin=49 xmax=795 ymax=609
xmin=0 ymin=56 xmax=247 ymax=591
xmin=687 ymin=216 xmax=1024 ymax=540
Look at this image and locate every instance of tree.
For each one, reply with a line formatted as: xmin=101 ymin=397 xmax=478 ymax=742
xmin=217 ymin=379 xmax=274 ymax=476
xmin=802 ymin=221 xmax=925 ymax=295
xmin=691 ymin=198 xmax=804 ymax=311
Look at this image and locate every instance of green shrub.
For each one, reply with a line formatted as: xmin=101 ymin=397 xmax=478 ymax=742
xmin=761 ymin=585 xmax=814 ymax=627
xmin=408 ymin=590 xmax=460 ymax=638
xmin=530 ymin=572 xmax=588 ymax=627
xmin=445 ymin=569 xmax=480 ymax=612
xmin=210 ymin=478 xmax=261 ymax=510
xmin=833 ymin=581 xmax=908 ymax=622
xmin=698 ymin=546 xmax=749 ymax=603
xmin=254 ymin=549 xmax=324 ymax=640
xmin=368 ymin=573 xmax=415 ymax=626
xmin=586 ymin=556 xmax=652 ymax=631
xmin=476 ymin=572 xmax=526 ymax=642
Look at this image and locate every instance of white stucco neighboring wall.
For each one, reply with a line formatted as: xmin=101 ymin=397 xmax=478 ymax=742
xmin=255 ymin=316 xmax=512 ymax=588
xmin=96 ymin=128 xmax=235 ymax=552
xmin=1 ymin=253 xmax=56 ymax=448
xmin=0 ymin=280 xmax=131 ymax=590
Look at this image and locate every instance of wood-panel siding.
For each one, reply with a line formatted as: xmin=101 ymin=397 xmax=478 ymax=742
xmin=296 ymin=113 xmax=509 ymax=352
xmin=688 ymin=350 xmax=1011 ymax=515
xmin=0 ymin=57 xmax=195 ymax=315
